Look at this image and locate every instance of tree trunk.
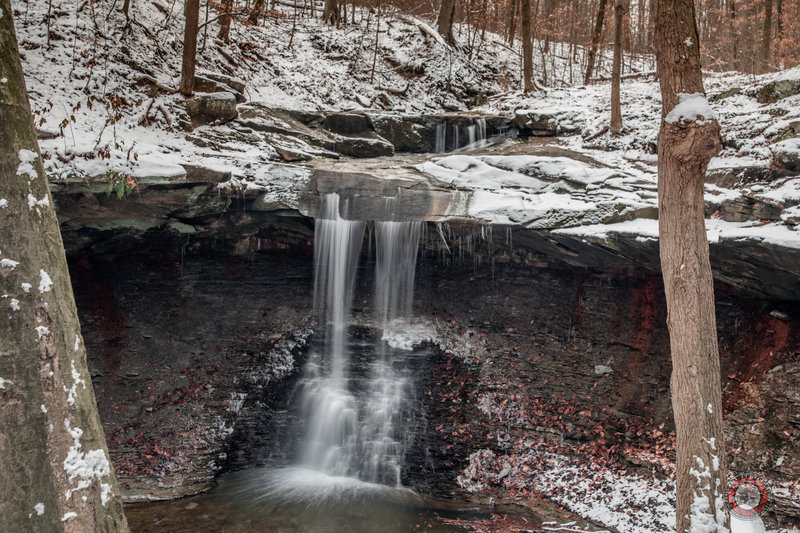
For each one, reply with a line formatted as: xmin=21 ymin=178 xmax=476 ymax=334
xmin=218 ymin=0 xmax=234 ymax=42
xmin=437 ymin=0 xmax=456 ymax=44
xmin=654 ymin=1 xmax=728 ymax=532
xmin=323 ymin=0 xmax=339 ymax=24
xmin=248 ymin=0 xmax=266 ymax=24
xmin=728 ymin=0 xmax=739 ymax=71
xmin=760 ymin=0 xmax=773 ymax=72
xmin=0 ymin=1 xmax=129 ymax=530
xmin=521 ymin=0 xmax=534 ymax=92
xmin=507 ymin=0 xmax=518 ymax=46
xmin=610 ymin=0 xmax=624 ymax=134
xmin=179 ymin=0 xmax=201 ymax=96
xmin=585 ymin=0 xmax=607 ymax=84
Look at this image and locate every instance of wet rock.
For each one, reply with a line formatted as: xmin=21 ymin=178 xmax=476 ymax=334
xmin=755 ymin=79 xmax=800 ymax=104
xmin=184 ymin=92 xmax=238 ymax=125
xmin=369 ymin=114 xmax=425 ymax=152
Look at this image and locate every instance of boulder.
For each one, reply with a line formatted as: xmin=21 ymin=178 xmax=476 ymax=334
xmin=755 ymin=79 xmax=800 ymax=104
xmin=184 ymin=92 xmax=238 ymax=125
xmin=333 ymin=135 xmax=395 ymax=158
xmin=370 ymin=114 xmax=425 ymax=152
xmin=323 ymin=113 xmax=374 ymax=136
xmin=771 ymin=138 xmax=800 ymax=171
xmin=513 ymin=110 xmax=558 ymax=136
xmin=198 ymin=71 xmax=246 ymax=94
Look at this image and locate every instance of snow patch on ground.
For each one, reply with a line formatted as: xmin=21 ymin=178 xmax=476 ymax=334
xmin=382 ymin=318 xmax=440 ymax=350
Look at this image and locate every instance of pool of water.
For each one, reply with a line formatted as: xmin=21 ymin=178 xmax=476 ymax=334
xmin=125 ymin=466 xmax=527 ymax=532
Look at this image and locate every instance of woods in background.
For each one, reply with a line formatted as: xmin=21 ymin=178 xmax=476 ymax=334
xmin=181 ymin=0 xmax=799 ymax=81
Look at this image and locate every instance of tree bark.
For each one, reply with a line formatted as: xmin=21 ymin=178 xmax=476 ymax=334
xmin=760 ymin=0 xmax=773 ymax=72
xmin=728 ymin=0 xmax=739 ymax=71
xmin=610 ymin=0 xmax=624 ymax=133
xmin=179 ymin=0 xmax=201 ymax=96
xmin=0 ymin=2 xmax=129 ymax=530
xmin=654 ymin=1 xmax=728 ymax=532
xmin=507 ymin=0 xmax=518 ymax=46
xmin=218 ymin=0 xmax=234 ymax=42
xmin=323 ymin=0 xmax=339 ymax=25
xmin=437 ymin=0 xmax=456 ymax=44
xmin=585 ymin=0 xmax=607 ymax=84
xmin=248 ymin=0 xmax=266 ymax=24
xmin=521 ymin=0 xmax=534 ymax=92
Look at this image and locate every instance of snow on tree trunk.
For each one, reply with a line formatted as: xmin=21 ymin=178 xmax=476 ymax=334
xmin=0 ymin=2 xmax=129 ymax=530
xmin=654 ymin=0 xmax=729 ymax=532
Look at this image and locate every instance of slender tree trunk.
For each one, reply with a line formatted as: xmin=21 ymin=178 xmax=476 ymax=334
xmin=0 ymin=1 xmax=129 ymax=530
xmin=760 ymin=0 xmax=773 ymax=72
xmin=521 ymin=0 xmax=534 ymax=92
xmin=507 ymin=0 xmax=518 ymax=46
xmin=437 ymin=0 xmax=456 ymax=44
xmin=179 ymin=0 xmax=201 ymax=95
xmin=585 ymin=0 xmax=607 ymax=84
xmin=610 ymin=0 xmax=624 ymax=134
xmin=248 ymin=0 xmax=265 ymax=24
xmin=655 ymin=1 xmax=728 ymax=532
xmin=122 ymin=0 xmax=131 ymax=20
xmin=218 ymin=0 xmax=234 ymax=42
xmin=728 ymin=0 xmax=739 ymax=71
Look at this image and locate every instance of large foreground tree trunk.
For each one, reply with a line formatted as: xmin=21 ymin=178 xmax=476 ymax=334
xmin=654 ymin=1 xmax=728 ymax=532
xmin=521 ymin=0 xmax=534 ymax=92
xmin=0 ymin=2 xmax=129 ymax=531
xmin=179 ymin=0 xmax=201 ymax=95
xmin=437 ymin=0 xmax=456 ymax=44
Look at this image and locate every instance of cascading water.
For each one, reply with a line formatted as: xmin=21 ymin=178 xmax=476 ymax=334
xmin=434 ymin=123 xmax=447 ymax=153
xmin=293 ymin=193 xmax=423 ymax=489
xmin=465 ymin=118 xmax=488 ymax=149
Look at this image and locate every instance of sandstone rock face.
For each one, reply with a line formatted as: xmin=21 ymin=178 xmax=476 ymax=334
xmin=771 ymin=137 xmax=800 ymax=171
xmin=184 ymin=92 xmax=239 ymax=126
xmin=513 ymin=110 xmax=558 ymax=136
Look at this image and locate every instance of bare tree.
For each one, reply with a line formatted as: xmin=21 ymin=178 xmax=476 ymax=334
xmin=585 ymin=0 xmax=607 ymax=84
xmin=437 ymin=0 xmax=456 ymax=44
xmin=218 ymin=0 xmax=234 ymax=42
xmin=323 ymin=0 xmax=340 ymax=25
xmin=610 ymin=0 xmax=625 ymax=134
xmin=179 ymin=0 xmax=201 ymax=96
xmin=0 ymin=1 xmax=129 ymax=529
xmin=654 ymin=0 xmax=728 ymax=531
xmin=521 ymin=0 xmax=534 ymax=92
xmin=248 ymin=0 xmax=266 ymax=24
xmin=760 ymin=0 xmax=773 ymax=72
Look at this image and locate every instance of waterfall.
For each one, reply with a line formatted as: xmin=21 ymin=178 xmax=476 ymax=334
xmin=299 ymin=193 xmax=422 ymax=487
xmin=434 ymin=123 xmax=446 ymax=153
xmin=465 ymin=118 xmax=487 ymax=150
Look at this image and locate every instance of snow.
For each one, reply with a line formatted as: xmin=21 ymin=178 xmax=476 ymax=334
xmin=665 ymin=93 xmax=717 ymax=126
xmin=381 ymin=318 xmax=439 ymax=350
xmin=0 ymin=199 xmax=7 ymax=208
xmin=0 ymin=377 xmax=12 ymax=389
xmin=41 ymin=404 xmax=47 ymax=414
xmin=35 ymin=325 xmax=50 ymax=340
xmin=100 ymin=482 xmax=112 ymax=506
xmin=74 ymin=335 xmax=81 ymax=352
xmin=17 ymin=149 xmax=39 ymax=180
xmin=10 ymin=298 xmax=20 ymax=311
xmin=63 ymin=419 xmax=112 ymax=502
xmin=38 ymin=270 xmax=53 ymax=293
xmin=34 ymin=503 xmax=44 ymax=516
xmin=64 ymin=360 xmax=87 ymax=406
xmin=61 ymin=512 xmax=77 ymax=522
xmin=21 ymin=283 xmax=32 ymax=293
xmin=1 ymin=258 xmax=20 ymax=269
